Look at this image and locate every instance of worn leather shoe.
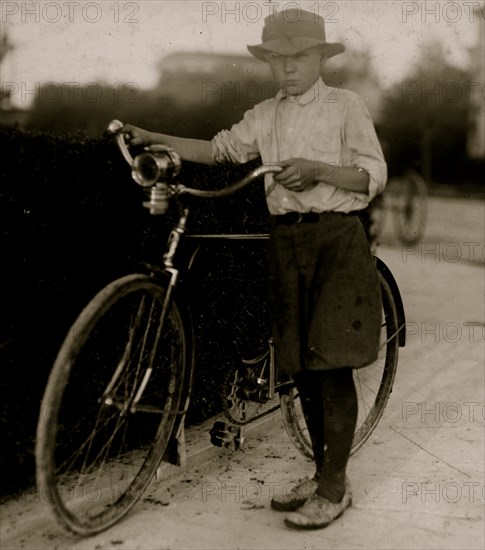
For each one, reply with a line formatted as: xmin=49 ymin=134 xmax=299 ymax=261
xmin=284 ymin=478 xmax=352 ymax=529
xmin=270 ymin=476 xmax=318 ymax=511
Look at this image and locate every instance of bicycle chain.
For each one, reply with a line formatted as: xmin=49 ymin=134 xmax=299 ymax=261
xmin=221 ymin=366 xmax=281 ymax=426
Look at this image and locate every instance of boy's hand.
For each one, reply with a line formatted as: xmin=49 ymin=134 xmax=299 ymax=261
xmin=121 ymin=124 xmax=153 ymax=147
xmin=274 ymin=158 xmax=318 ymax=191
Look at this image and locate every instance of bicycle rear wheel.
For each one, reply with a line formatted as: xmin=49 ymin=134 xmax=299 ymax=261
xmin=280 ymin=271 xmax=400 ymax=457
xmin=36 ymin=274 xmax=190 ymax=535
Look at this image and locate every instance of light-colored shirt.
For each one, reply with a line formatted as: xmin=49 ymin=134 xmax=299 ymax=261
xmin=211 ymin=78 xmax=387 ymax=215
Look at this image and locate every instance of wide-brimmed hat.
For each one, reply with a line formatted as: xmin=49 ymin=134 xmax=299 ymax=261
xmin=247 ymin=9 xmax=344 ymax=62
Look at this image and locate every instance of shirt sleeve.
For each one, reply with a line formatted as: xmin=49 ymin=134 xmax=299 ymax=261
xmin=211 ymin=106 xmax=261 ymax=164
xmin=342 ymin=96 xmax=387 ymax=202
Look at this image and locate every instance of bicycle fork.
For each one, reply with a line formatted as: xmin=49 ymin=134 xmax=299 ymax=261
xmin=101 ymin=209 xmax=189 ymax=414
xmin=100 ymin=273 xmax=179 ymax=415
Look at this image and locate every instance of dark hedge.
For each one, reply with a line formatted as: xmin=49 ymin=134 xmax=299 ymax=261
xmin=0 ymin=126 xmax=274 ymax=498
xmin=0 ymin=126 xmax=373 ymax=498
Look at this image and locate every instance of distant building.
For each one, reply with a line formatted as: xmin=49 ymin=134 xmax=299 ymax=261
xmin=156 ymin=52 xmax=273 ymax=108
xmin=155 ymin=50 xmax=384 ymax=122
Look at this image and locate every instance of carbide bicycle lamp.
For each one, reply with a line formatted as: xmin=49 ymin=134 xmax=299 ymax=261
xmin=107 ymin=120 xmax=182 ymax=215
xmin=132 ymin=145 xmax=181 ymax=215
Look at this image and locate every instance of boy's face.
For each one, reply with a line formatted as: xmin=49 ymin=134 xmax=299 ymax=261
xmin=265 ymin=47 xmax=325 ymax=96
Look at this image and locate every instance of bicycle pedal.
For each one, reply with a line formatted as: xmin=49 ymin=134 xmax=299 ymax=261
xmin=209 ymin=421 xmax=243 ymax=450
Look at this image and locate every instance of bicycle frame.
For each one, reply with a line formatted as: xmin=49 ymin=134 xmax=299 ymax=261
xmin=161 ymin=213 xmax=285 ymax=401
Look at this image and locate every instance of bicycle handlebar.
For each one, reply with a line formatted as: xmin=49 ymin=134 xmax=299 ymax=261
xmin=107 ymin=119 xmax=282 ymax=214
xmin=176 ymin=164 xmax=282 ymax=198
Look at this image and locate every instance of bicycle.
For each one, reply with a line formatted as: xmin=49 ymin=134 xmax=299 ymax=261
xmin=369 ymin=169 xmax=428 ymax=246
xmin=35 ymin=120 xmax=406 ymax=536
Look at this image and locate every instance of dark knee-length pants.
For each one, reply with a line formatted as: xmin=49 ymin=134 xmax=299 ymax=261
xmin=268 ymin=212 xmax=382 ymax=376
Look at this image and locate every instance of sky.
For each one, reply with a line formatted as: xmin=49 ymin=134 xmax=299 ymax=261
xmin=1 ymin=0 xmax=483 ymax=108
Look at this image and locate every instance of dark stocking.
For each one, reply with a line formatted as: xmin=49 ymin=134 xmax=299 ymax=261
xmin=294 ymin=367 xmax=358 ymax=503
xmin=294 ymin=372 xmax=325 ymax=478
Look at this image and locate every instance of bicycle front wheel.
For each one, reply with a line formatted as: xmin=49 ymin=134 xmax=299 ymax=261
xmin=280 ymin=270 xmax=400 ymax=457
xmin=36 ymin=274 xmax=190 ymax=535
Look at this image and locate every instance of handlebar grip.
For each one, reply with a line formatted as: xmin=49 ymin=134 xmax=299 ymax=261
xmin=107 ymin=119 xmax=123 ymax=135
xmin=107 ymin=119 xmax=134 ymax=166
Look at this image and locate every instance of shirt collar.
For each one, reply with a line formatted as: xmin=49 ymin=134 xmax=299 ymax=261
xmin=276 ymin=77 xmax=328 ymax=105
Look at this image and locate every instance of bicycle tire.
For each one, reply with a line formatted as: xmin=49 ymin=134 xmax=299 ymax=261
xmin=36 ymin=273 xmax=191 ymax=535
xmin=280 ymin=270 xmax=400 ymax=458
xmin=392 ymin=170 xmax=428 ymax=245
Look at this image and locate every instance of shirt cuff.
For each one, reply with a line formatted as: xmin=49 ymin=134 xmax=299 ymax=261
xmin=212 ymin=130 xmax=248 ymax=164
xmin=353 ymin=161 xmax=387 ymax=203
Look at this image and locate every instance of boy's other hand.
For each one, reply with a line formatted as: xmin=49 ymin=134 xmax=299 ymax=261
xmin=274 ymin=158 xmax=318 ymax=191
xmin=121 ymin=124 xmax=153 ymax=147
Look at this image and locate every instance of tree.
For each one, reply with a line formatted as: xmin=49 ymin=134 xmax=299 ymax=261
xmin=379 ymin=39 xmax=475 ymax=184
xmin=0 ymin=30 xmax=14 ymax=108
xmin=322 ymin=44 xmax=384 ymax=123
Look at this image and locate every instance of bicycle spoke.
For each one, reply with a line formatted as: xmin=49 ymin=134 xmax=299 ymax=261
xmin=36 ymin=275 xmax=189 ymax=535
xmin=56 ymin=406 xmax=121 ymax=476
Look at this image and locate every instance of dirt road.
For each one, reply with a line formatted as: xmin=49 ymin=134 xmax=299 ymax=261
xmin=1 ymin=195 xmax=483 ymax=550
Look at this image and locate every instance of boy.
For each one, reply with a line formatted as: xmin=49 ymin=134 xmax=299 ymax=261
xmin=123 ymin=8 xmax=386 ymax=529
